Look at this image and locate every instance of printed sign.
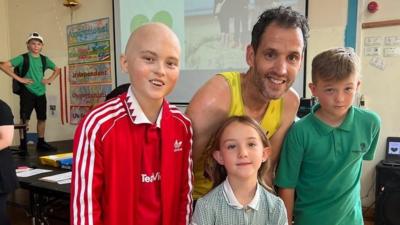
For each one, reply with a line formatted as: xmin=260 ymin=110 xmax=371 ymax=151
xmin=70 ymin=84 xmax=112 ymax=106
xmin=67 ymin=18 xmax=110 ymax=46
xmin=68 ymin=40 xmax=111 ymax=64
xmin=70 ymin=106 xmax=92 ymax=125
xmin=69 ymin=62 xmax=112 ymax=84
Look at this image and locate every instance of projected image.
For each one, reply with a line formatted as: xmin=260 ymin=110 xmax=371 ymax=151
xmin=184 ymin=0 xmax=249 ymax=70
xmin=115 ymin=0 xmax=307 ymax=102
xmin=183 ymin=0 xmax=305 ymax=70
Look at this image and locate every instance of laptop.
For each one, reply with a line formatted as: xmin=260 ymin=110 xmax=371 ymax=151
xmin=382 ymin=137 xmax=400 ymax=166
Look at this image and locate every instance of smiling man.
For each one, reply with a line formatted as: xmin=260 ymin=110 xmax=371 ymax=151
xmin=186 ymin=6 xmax=309 ymax=201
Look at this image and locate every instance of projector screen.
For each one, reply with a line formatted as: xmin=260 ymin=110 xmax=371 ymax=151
xmin=113 ymin=0 xmax=307 ymax=103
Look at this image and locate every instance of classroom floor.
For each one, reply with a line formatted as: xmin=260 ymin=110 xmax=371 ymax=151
xmin=7 ymin=207 xmax=375 ymax=225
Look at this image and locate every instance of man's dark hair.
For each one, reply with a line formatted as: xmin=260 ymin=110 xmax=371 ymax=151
xmin=251 ymin=6 xmax=309 ymax=52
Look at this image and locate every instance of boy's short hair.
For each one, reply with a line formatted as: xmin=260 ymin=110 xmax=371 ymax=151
xmin=311 ymin=47 xmax=360 ymax=83
xmin=26 ymin=32 xmax=43 ymax=44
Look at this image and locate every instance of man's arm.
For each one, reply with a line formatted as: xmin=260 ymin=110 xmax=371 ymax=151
xmin=42 ymin=67 xmax=61 ymax=85
xmin=0 ymin=61 xmax=33 ymax=84
xmin=265 ymin=88 xmax=299 ymax=187
xmin=278 ymin=188 xmax=295 ymax=224
xmin=186 ymin=75 xmax=231 ymax=164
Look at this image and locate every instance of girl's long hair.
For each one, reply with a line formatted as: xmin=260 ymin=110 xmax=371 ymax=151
xmin=203 ymin=115 xmax=272 ymax=191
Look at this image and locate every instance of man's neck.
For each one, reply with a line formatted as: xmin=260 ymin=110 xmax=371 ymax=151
xmin=241 ymin=72 xmax=270 ymax=121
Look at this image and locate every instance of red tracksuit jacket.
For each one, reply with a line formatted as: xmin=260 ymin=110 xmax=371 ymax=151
xmin=71 ymin=90 xmax=193 ymax=225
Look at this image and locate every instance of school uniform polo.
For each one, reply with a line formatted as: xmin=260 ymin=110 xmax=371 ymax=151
xmin=192 ymin=179 xmax=288 ymax=225
xmin=276 ymin=104 xmax=381 ymax=225
xmin=10 ymin=52 xmax=56 ymax=96
xmin=71 ymin=86 xmax=193 ymax=225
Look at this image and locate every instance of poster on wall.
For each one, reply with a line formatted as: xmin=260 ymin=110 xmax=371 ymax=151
xmin=68 ymin=40 xmax=111 ymax=64
xmin=67 ymin=17 xmax=110 ymax=46
xmin=69 ymin=62 xmax=112 ymax=84
xmin=70 ymin=106 xmax=93 ymax=125
xmin=67 ymin=17 xmax=112 ymax=124
xmin=70 ymin=84 xmax=112 ymax=106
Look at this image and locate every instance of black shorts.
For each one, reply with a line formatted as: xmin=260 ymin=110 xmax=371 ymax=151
xmin=19 ymin=86 xmax=47 ymax=121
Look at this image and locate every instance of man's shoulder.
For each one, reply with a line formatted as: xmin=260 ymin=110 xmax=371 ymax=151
xmin=282 ymin=88 xmax=300 ymax=107
xmin=186 ymin=74 xmax=231 ymax=118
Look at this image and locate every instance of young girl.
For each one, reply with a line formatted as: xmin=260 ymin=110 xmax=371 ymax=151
xmin=192 ymin=116 xmax=288 ymax=225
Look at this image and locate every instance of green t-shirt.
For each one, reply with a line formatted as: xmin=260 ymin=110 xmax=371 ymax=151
xmin=10 ymin=52 xmax=56 ymax=96
xmin=276 ymin=104 xmax=381 ymax=225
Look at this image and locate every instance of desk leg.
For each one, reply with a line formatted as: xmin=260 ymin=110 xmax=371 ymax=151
xmin=29 ymin=190 xmax=36 ymax=225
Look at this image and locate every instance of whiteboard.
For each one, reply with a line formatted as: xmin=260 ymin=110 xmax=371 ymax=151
xmin=113 ymin=0 xmax=308 ymax=103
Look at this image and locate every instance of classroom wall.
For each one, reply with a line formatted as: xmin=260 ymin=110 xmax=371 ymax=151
xmin=306 ymin=0 xmax=348 ymax=96
xmin=358 ymin=0 xmax=400 ymax=206
xmin=0 ymin=0 xmax=13 ymax=108
xmin=0 ymin=0 xmax=114 ymax=143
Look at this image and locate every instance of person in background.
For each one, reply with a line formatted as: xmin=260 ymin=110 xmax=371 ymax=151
xmin=0 ymin=99 xmax=18 ymax=225
xmin=187 ymin=6 xmax=309 ymax=201
xmin=71 ymin=23 xmax=193 ymax=225
xmin=192 ymin=116 xmax=287 ymax=225
xmin=276 ymin=47 xmax=381 ymax=225
xmin=0 ymin=32 xmax=60 ymax=151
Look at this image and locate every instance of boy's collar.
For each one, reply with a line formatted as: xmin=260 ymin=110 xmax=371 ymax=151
xmin=310 ymin=103 xmax=354 ymax=134
xmin=125 ymin=86 xmax=162 ymax=128
xmin=28 ymin=52 xmax=41 ymax=58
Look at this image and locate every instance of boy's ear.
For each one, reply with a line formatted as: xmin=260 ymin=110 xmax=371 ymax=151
xmin=120 ymin=54 xmax=128 ymax=73
xmin=356 ymin=80 xmax=361 ymax=90
xmin=213 ymin=150 xmax=224 ymax=165
xmin=262 ymin=146 xmax=271 ymax=162
xmin=309 ymin=82 xmax=317 ymax=96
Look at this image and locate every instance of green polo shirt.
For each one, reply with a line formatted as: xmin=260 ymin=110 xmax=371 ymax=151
xmin=10 ymin=52 xmax=56 ymax=96
xmin=276 ymin=104 xmax=380 ymax=225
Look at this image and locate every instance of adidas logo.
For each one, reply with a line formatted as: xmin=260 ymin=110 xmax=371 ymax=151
xmin=174 ymin=140 xmax=183 ymax=152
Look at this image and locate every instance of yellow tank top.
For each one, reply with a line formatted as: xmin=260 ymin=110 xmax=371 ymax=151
xmin=193 ymin=71 xmax=283 ymax=199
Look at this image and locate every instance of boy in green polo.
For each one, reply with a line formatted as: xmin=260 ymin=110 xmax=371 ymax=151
xmin=0 ymin=32 xmax=60 ymax=151
xmin=275 ymin=47 xmax=381 ymax=225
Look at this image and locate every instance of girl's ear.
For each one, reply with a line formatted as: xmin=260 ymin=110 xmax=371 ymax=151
xmin=213 ymin=150 xmax=224 ymax=165
xmin=120 ymin=54 xmax=128 ymax=73
xmin=262 ymin=146 xmax=271 ymax=162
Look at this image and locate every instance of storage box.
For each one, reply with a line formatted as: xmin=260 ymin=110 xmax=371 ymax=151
xmin=39 ymin=153 xmax=73 ymax=167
